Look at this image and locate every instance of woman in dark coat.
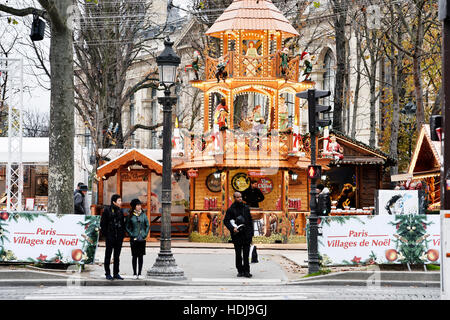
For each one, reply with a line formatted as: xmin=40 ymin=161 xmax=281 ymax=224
xmin=125 ymin=198 xmax=149 ymax=279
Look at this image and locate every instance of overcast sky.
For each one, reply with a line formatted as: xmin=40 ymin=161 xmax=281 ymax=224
xmin=5 ymin=0 xmax=189 ymax=115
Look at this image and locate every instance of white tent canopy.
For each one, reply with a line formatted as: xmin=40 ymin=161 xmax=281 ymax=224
xmin=0 ymin=137 xmax=49 ymax=164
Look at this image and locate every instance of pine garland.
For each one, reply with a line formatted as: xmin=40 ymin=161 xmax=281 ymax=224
xmin=389 ymin=215 xmax=432 ymax=264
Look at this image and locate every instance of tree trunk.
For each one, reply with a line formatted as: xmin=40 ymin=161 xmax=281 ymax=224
xmin=413 ymin=52 xmax=425 ymax=130
xmin=369 ymin=69 xmax=377 ymax=147
xmin=389 ymin=46 xmax=400 ymax=175
xmin=345 ymin=43 xmax=351 ymax=135
xmin=351 ymin=27 xmax=362 ymax=139
xmin=47 ymin=0 xmax=74 ymax=214
xmin=332 ymin=1 xmax=348 ymax=132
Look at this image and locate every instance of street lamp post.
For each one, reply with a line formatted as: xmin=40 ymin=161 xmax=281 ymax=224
xmin=147 ymin=37 xmax=185 ymax=280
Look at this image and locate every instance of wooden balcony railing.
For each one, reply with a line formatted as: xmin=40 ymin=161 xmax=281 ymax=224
xmin=179 ymin=129 xmax=311 ymax=162
xmin=205 ymin=52 xmax=300 ymax=82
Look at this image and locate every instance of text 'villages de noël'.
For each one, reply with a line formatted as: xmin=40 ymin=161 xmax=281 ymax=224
xmin=13 ymin=228 xmax=79 ymax=247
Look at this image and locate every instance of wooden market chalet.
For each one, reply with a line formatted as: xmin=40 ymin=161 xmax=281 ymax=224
xmin=391 ymin=124 xmax=441 ymax=211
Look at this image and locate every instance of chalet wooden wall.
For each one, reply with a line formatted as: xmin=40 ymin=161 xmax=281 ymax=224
xmin=358 ymin=165 xmax=380 ymax=208
xmin=194 ymin=168 xmax=221 ymax=210
xmin=193 ymin=167 xmax=310 ymax=211
xmin=288 ymin=170 xmax=309 ymax=211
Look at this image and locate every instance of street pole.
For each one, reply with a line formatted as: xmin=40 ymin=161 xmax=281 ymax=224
xmin=440 ymin=0 xmax=450 ymax=299
xmin=147 ymin=87 xmax=185 ymax=280
xmin=307 ymin=89 xmax=320 ymax=274
xmin=442 ymin=2 xmax=450 ymax=210
xmin=297 ymin=88 xmax=330 ymax=275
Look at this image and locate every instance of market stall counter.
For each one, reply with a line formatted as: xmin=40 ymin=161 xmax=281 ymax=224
xmin=329 ymin=206 xmax=375 ymax=216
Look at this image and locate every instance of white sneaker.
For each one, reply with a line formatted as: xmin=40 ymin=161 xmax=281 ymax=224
xmin=133 ymin=275 xmax=138 ymax=280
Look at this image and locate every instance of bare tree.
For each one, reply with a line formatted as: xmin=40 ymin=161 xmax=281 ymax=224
xmin=0 ymin=23 xmax=20 ymax=137
xmin=329 ymin=0 xmax=349 ymax=133
xmin=356 ymin=3 xmax=384 ymax=147
xmin=385 ymin=0 xmax=438 ymax=132
xmin=73 ymin=0 xmax=182 ymax=157
xmin=0 ymin=0 xmax=75 ymax=215
xmin=350 ymin=17 xmax=362 ymax=139
xmin=23 ymin=107 xmax=49 ymax=137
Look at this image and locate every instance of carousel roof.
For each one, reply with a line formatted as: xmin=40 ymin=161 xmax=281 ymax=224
xmin=205 ymin=0 xmax=300 ymax=38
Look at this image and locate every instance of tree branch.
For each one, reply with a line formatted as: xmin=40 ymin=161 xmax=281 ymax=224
xmin=0 ymin=4 xmax=45 ymax=18
xmin=121 ymin=122 xmax=162 ymax=144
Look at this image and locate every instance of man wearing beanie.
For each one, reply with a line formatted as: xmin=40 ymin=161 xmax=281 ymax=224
xmin=224 ymin=192 xmax=254 ymax=278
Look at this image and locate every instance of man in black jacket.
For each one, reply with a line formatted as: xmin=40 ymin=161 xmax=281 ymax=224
xmin=242 ymin=180 xmax=265 ymax=208
xmin=100 ymin=194 xmax=125 ymax=280
xmin=224 ymin=192 xmax=254 ymax=278
xmin=74 ymin=184 xmax=88 ymax=215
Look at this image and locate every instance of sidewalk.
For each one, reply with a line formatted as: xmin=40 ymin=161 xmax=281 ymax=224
xmin=0 ymin=240 xmax=440 ymax=287
xmin=82 ymin=240 xmax=309 ymax=285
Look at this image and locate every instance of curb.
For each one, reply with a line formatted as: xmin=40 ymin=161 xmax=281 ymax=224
xmin=0 ymin=277 xmax=290 ymax=287
xmin=0 ymin=278 xmax=191 ymax=287
xmin=287 ymin=279 xmax=440 ymax=287
xmin=287 ymin=271 xmax=441 ymax=288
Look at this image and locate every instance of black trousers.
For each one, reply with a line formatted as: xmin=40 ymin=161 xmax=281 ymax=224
xmin=104 ymin=238 xmax=123 ymax=276
xmin=233 ymin=240 xmax=251 ymax=274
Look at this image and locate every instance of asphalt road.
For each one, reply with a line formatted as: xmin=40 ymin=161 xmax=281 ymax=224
xmin=0 ymin=284 xmax=440 ymax=300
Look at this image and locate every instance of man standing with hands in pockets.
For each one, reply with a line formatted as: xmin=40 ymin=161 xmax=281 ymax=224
xmin=101 ymin=194 xmax=125 ymax=280
xmin=224 ymin=192 xmax=254 ymax=278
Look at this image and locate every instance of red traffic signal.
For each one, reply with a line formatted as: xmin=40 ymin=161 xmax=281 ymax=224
xmin=307 ymin=165 xmax=322 ymax=179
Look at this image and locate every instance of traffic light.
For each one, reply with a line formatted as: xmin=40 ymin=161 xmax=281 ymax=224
xmin=430 ymin=115 xmax=443 ymax=141
xmin=296 ymin=89 xmax=331 ymax=134
xmin=307 ymin=165 xmax=322 ymax=179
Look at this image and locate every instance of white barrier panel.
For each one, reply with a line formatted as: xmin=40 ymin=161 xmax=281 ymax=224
xmin=0 ymin=212 xmax=100 ymax=265
xmin=441 ymin=211 xmax=450 ymax=300
xmin=318 ymin=215 xmax=440 ymax=265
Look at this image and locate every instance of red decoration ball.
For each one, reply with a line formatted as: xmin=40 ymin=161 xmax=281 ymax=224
xmin=71 ymin=249 xmax=83 ymax=261
xmin=385 ymin=249 xmax=398 ymax=262
xmin=426 ymin=249 xmax=439 ymax=262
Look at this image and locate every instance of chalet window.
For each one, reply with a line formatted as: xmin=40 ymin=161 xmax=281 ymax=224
xmin=324 ymin=166 xmax=356 ymax=201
